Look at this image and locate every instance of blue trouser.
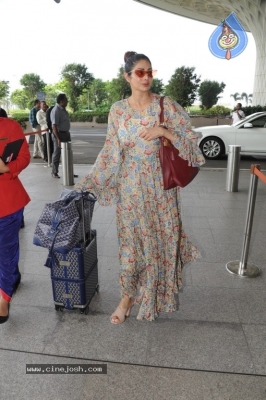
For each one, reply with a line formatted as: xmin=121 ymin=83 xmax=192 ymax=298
xmin=0 ymin=208 xmax=23 ymax=302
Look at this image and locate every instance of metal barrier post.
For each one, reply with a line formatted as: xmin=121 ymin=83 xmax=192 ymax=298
xmin=226 ymin=165 xmax=260 ymax=278
xmin=61 ymin=142 xmax=74 ymax=186
xmin=226 ymin=145 xmax=241 ymax=192
xmin=46 ymin=131 xmax=51 ymax=167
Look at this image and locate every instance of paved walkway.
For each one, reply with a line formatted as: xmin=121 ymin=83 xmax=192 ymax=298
xmin=1 ymin=160 xmax=266 ymax=400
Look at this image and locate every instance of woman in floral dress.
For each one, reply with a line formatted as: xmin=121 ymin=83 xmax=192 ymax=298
xmin=75 ymin=51 xmax=205 ymax=323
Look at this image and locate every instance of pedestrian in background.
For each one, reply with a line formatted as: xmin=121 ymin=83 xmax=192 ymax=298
xmin=46 ymin=104 xmax=54 ymax=161
xmin=29 ymin=99 xmax=44 ymax=159
xmin=37 ymin=101 xmax=49 ymax=162
xmin=50 ymin=94 xmax=78 ymax=179
xmin=0 ymin=117 xmax=31 ymax=323
xmin=231 ymin=103 xmax=245 ymax=124
xmin=75 ymin=51 xmax=205 ymax=323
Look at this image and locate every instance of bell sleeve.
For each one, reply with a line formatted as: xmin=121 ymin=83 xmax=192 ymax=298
xmin=163 ymin=96 xmax=205 ymax=167
xmin=74 ymin=106 xmax=122 ymax=206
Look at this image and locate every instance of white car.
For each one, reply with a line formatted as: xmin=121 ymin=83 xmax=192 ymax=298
xmin=194 ymin=112 xmax=266 ymax=159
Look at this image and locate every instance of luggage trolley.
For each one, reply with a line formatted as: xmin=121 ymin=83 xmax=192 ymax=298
xmin=50 ymin=191 xmax=99 ymax=314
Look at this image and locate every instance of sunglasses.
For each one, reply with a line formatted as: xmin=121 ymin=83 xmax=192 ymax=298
xmin=129 ymin=69 xmax=157 ymax=78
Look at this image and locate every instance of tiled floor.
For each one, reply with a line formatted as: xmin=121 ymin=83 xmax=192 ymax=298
xmin=1 ymin=164 xmax=266 ymax=399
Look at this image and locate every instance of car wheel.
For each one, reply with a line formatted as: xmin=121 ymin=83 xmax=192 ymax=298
xmin=200 ymin=137 xmax=224 ymax=159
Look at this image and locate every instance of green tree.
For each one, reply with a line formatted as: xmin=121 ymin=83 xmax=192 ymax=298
xmin=150 ymin=78 xmax=164 ymax=95
xmin=230 ymin=92 xmax=241 ymax=102
xmin=88 ymin=78 xmax=108 ymax=108
xmin=61 ymin=63 xmax=94 ymax=111
xmin=241 ymin=92 xmax=248 ymax=106
xmin=43 ymin=80 xmax=69 ymax=106
xmin=20 ymin=73 xmax=46 ymax=99
xmin=0 ymin=81 xmax=9 ymax=100
xmin=241 ymin=92 xmax=253 ymax=105
xmin=10 ymin=89 xmax=28 ymax=109
xmin=106 ymin=66 xmax=131 ymax=103
xmin=198 ymin=80 xmax=226 ymax=109
xmin=77 ymin=89 xmax=90 ymax=110
xmin=165 ymin=66 xmax=200 ymax=107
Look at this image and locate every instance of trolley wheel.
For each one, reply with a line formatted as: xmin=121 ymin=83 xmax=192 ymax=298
xmin=80 ymin=306 xmax=89 ymax=315
xmin=84 ymin=306 xmax=90 ymax=315
xmin=95 ymin=284 xmax=100 ymax=293
xmin=55 ymin=305 xmax=63 ymax=312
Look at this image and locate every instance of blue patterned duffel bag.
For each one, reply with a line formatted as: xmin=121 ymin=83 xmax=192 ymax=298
xmin=33 ymin=190 xmax=97 ymax=254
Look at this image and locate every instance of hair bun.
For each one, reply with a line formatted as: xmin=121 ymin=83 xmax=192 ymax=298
xmin=124 ymin=51 xmax=137 ymax=63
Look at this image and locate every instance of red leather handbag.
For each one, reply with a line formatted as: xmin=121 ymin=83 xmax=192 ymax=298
xmin=159 ymin=97 xmax=199 ymax=190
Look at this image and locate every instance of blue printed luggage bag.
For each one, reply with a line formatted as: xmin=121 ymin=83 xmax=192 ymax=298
xmin=46 ymin=190 xmax=99 ymax=314
xmin=51 ymin=229 xmax=99 ymax=314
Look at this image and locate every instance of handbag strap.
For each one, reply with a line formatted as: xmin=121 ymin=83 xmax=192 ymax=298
xmin=159 ymin=96 xmax=169 ymax=146
xmin=44 ymin=231 xmax=60 ymax=268
xmin=159 ymin=96 xmax=165 ymax=126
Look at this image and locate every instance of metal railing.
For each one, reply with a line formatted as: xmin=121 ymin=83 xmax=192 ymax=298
xmin=226 ymin=164 xmax=266 ymax=278
xmin=61 ymin=142 xmax=74 ymax=186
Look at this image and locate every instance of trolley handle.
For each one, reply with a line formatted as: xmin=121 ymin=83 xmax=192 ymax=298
xmin=80 ymin=192 xmax=96 ymax=243
xmin=80 ymin=196 xmax=89 ymax=243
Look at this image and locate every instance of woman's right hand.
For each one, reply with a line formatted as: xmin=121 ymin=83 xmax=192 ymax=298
xmin=0 ymin=158 xmax=9 ymax=174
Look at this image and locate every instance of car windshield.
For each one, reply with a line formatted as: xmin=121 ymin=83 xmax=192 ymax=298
xmin=232 ymin=112 xmax=265 ymax=127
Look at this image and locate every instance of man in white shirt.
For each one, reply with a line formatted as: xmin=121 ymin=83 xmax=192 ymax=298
xmin=231 ymin=103 xmax=245 ymax=124
xmin=36 ymin=101 xmax=49 ymax=162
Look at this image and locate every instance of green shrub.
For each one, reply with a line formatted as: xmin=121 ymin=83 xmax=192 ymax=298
xmin=188 ymin=106 xmax=201 ymax=115
xmin=9 ymin=110 xmax=29 ymax=119
xmin=9 ymin=109 xmax=111 ymax=124
xmin=69 ymin=112 xmax=93 ymax=122
xmin=87 ymin=109 xmax=110 ymax=116
xmin=214 ymin=105 xmax=231 ymax=115
xmin=9 ymin=112 xmax=28 ymax=130
xmin=10 ymin=117 xmax=27 ymax=129
xmin=242 ymin=105 xmax=266 ymax=116
xmin=94 ymin=104 xmax=112 ymax=113
xmin=200 ymin=105 xmax=231 ymax=116
xmin=70 ymin=111 xmax=109 ymax=122
xmin=95 ymin=114 xmax=108 ymax=123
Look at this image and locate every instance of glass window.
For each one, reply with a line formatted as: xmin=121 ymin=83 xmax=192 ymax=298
xmin=250 ymin=116 xmax=266 ymax=128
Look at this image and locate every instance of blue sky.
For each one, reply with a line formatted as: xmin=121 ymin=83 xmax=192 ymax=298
xmin=1 ymin=0 xmax=256 ymax=107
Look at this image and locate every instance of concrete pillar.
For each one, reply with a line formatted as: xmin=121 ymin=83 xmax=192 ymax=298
xmin=133 ymin=0 xmax=266 ymax=106
xmin=249 ymin=21 xmax=266 ymax=106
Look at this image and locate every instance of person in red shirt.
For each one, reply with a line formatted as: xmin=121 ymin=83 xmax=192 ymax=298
xmin=0 ymin=117 xmax=31 ymax=323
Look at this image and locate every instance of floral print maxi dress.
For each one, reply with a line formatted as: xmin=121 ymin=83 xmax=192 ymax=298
xmin=75 ymin=94 xmax=205 ymax=321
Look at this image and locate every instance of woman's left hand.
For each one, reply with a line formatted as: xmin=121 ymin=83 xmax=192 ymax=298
xmin=139 ymin=127 xmax=165 ymax=141
xmin=139 ymin=127 xmax=176 ymax=142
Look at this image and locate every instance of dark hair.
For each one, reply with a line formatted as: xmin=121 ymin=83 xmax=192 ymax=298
xmin=34 ymin=99 xmax=40 ymax=106
xmin=237 ymin=103 xmax=242 ymax=107
xmin=56 ymin=93 xmax=67 ymax=104
xmin=124 ymin=51 xmax=151 ymax=74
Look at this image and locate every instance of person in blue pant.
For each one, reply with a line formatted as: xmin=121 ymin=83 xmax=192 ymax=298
xmin=0 ymin=117 xmax=31 ymax=323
